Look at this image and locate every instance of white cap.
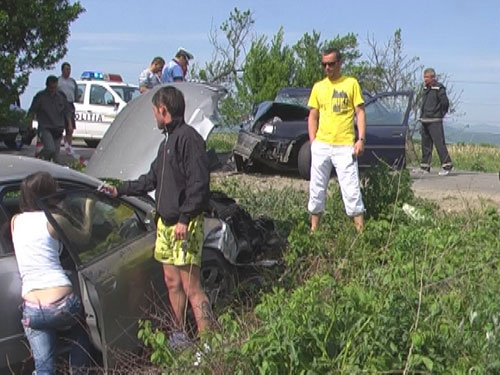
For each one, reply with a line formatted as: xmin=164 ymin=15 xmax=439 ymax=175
xmin=177 ymin=47 xmax=194 ymax=60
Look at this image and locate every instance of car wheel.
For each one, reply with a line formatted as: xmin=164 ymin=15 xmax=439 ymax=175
xmin=297 ymin=141 xmax=311 ymax=180
xmin=201 ymin=247 xmax=235 ymax=309
xmin=84 ymin=139 xmax=100 ymax=148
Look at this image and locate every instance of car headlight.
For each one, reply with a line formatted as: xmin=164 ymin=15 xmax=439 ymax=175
xmin=261 ymin=123 xmax=275 ymax=134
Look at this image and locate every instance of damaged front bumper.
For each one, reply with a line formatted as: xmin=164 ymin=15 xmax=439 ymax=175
xmin=233 ymin=130 xmax=296 ymax=170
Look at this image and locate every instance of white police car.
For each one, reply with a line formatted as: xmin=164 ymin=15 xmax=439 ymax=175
xmin=73 ymin=71 xmax=140 ymax=147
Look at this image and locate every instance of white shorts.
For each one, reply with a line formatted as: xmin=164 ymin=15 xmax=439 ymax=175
xmin=308 ymin=140 xmax=365 ymax=217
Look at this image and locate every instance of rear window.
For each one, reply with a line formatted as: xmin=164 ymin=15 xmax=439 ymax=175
xmin=110 ymin=86 xmax=140 ymax=103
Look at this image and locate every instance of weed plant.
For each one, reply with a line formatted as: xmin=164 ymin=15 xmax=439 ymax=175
xmin=139 ymin=166 xmax=500 ymax=374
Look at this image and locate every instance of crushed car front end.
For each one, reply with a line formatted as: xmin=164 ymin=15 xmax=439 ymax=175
xmin=233 ymin=101 xmax=310 ymax=172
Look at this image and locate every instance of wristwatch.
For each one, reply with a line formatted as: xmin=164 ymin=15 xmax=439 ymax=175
xmin=358 ymin=137 xmax=365 ymax=144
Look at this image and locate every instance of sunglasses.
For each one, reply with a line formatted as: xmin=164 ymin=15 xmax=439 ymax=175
xmin=321 ymin=61 xmax=338 ymax=68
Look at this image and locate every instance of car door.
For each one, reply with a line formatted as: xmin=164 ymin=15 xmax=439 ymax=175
xmin=84 ymin=83 xmax=120 ymax=139
xmin=38 ymin=190 xmax=164 ymax=369
xmin=74 ymin=82 xmax=89 ymax=138
xmin=359 ymin=91 xmax=413 ymax=169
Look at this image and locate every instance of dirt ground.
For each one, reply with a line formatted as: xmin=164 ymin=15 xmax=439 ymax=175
xmin=212 ymin=170 xmax=500 ymax=214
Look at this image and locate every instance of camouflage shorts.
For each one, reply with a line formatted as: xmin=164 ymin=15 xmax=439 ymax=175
xmin=154 ymin=215 xmax=204 ymax=266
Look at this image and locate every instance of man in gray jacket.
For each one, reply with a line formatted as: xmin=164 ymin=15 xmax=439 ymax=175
xmin=417 ymin=67 xmax=453 ymax=176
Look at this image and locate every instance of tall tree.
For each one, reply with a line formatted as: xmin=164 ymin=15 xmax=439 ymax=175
xmin=238 ymin=28 xmax=295 ymax=106
xmin=0 ymin=0 xmax=84 ymax=126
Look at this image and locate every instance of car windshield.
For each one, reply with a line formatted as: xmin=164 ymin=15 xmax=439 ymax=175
xmin=110 ymin=86 xmax=140 ymax=103
xmin=275 ymin=88 xmax=311 ymax=107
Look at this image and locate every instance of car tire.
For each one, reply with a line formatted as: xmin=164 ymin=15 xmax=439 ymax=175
xmin=201 ymin=247 xmax=235 ymax=309
xmin=84 ymin=139 xmax=100 ymax=148
xmin=297 ymin=140 xmax=311 ymax=180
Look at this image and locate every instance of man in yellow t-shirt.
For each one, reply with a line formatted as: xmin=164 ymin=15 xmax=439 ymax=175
xmin=307 ymin=47 xmax=366 ymax=232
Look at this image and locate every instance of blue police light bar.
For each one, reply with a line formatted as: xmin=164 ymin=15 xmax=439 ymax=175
xmin=81 ymin=71 xmax=104 ymax=80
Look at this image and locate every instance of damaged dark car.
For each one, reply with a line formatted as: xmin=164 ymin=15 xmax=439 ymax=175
xmin=233 ymin=87 xmax=414 ymax=180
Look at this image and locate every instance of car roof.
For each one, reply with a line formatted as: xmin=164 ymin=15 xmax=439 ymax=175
xmin=76 ymin=80 xmax=138 ymax=88
xmin=0 ymin=154 xmax=100 ymax=186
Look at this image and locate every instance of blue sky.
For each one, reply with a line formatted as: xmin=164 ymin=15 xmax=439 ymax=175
xmin=21 ymin=0 xmax=500 ymax=128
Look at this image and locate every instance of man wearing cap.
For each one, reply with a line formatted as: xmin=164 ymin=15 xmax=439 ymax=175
xmin=162 ymin=48 xmax=193 ymax=83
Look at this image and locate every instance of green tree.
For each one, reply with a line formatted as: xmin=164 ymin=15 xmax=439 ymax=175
xmin=291 ymin=30 xmax=323 ymax=87
xmin=0 ymin=0 xmax=84 ymax=126
xmin=292 ymin=31 xmax=379 ymax=90
xmin=238 ymin=27 xmax=295 ymax=105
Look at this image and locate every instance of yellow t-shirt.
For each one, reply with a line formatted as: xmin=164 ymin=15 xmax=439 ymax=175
xmin=307 ymin=76 xmax=364 ymax=145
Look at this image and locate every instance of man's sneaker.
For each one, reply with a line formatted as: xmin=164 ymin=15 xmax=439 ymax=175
xmin=411 ymin=167 xmax=430 ymax=174
xmin=168 ymin=331 xmax=191 ymax=350
xmin=438 ymin=168 xmax=452 ymax=176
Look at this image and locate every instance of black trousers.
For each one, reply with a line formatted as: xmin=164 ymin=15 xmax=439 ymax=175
xmin=420 ymin=121 xmax=452 ymax=170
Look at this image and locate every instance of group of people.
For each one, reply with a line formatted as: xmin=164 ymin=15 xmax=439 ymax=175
xmin=12 ymin=45 xmax=452 ymax=373
xmin=13 ymin=85 xmax=212 ymax=373
xmin=138 ymin=47 xmax=194 ymax=93
xmin=28 ymin=62 xmax=79 ymax=163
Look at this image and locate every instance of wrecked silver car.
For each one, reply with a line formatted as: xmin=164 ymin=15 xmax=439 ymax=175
xmin=1 ymin=83 xmax=279 ymax=372
xmin=233 ymin=88 xmax=413 ymax=179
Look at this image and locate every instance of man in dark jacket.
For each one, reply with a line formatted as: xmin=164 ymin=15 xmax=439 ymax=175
xmin=416 ymin=67 xmax=453 ymax=176
xmin=28 ymin=75 xmax=70 ymax=162
xmin=102 ymin=86 xmax=212 ymax=346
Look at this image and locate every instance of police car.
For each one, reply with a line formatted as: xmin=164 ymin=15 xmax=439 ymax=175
xmin=73 ymin=71 xmax=140 ymax=147
xmin=33 ymin=71 xmax=140 ymax=148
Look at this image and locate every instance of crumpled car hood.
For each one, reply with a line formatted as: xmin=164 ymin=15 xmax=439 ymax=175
xmin=85 ymin=82 xmax=226 ymax=180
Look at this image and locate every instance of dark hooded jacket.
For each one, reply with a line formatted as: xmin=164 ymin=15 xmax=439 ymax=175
xmin=118 ymin=118 xmax=209 ymax=225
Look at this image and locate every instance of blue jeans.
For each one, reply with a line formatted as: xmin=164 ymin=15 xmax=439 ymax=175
xmin=22 ymin=293 xmax=91 ymax=375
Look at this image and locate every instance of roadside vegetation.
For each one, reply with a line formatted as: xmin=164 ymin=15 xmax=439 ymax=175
xmin=137 ymin=164 xmax=500 ymax=374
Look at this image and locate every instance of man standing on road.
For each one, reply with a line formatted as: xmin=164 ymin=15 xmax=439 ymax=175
xmin=307 ymin=47 xmax=366 ymax=232
xmin=416 ymin=67 xmax=453 ymax=176
xmin=28 ymin=76 xmax=70 ymax=163
xmin=101 ymin=86 xmax=212 ymax=346
xmin=138 ymin=56 xmax=165 ymax=93
xmin=58 ymin=62 xmax=79 ymax=155
xmin=162 ymin=47 xmax=193 ymax=83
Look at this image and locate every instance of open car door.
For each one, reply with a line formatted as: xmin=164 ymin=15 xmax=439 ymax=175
xmin=360 ymin=91 xmax=413 ymax=169
xmin=38 ymin=190 xmax=164 ymax=369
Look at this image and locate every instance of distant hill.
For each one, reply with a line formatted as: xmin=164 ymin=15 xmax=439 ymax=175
xmin=413 ymin=122 xmax=500 ymax=146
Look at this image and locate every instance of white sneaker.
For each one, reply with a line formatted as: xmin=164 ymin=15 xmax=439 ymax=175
xmin=438 ymin=169 xmax=451 ymax=176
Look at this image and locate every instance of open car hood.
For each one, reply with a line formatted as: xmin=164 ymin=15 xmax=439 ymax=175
xmin=85 ymin=82 xmax=226 ymax=180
